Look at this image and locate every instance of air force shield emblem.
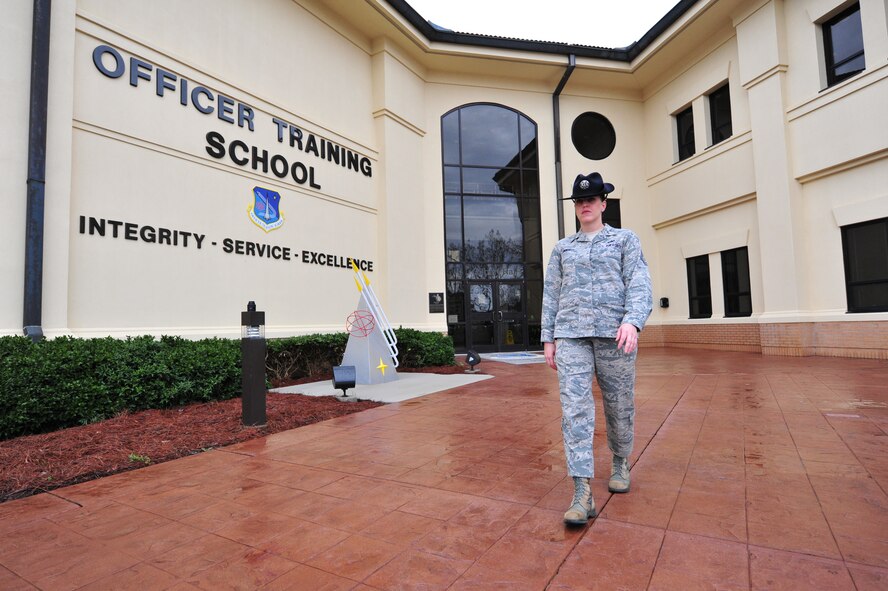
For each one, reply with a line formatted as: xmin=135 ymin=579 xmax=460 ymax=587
xmin=249 ymin=187 xmax=284 ymax=232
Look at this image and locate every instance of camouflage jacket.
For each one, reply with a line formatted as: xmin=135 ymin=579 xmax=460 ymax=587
xmin=541 ymin=225 xmax=652 ymax=342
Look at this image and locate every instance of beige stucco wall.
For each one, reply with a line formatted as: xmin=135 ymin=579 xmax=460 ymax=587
xmin=800 ymin=162 xmax=888 ymax=317
xmin=3 ymin=0 xmax=887 ymax=350
xmin=639 ymin=28 xmax=758 ymax=325
xmin=0 ymin=1 xmax=33 ymax=333
xmin=3 ymin=0 xmax=76 ymax=337
xmin=371 ymin=43 xmax=431 ymax=329
xmin=654 ymin=199 xmax=763 ymax=324
xmin=60 ymin=0 xmax=388 ymax=337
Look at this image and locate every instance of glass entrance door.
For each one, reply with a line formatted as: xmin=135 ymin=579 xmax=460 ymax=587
xmin=440 ymin=103 xmax=543 ymax=352
xmin=467 ymin=281 xmax=527 ymax=352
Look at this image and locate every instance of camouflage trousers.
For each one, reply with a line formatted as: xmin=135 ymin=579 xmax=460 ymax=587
xmin=555 ymin=337 xmax=636 ymax=478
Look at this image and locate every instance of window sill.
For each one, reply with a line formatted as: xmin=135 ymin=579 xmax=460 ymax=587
xmin=787 ymin=61 xmax=888 ymax=123
xmin=649 ymin=130 xmax=752 ymax=187
xmin=824 ymin=69 xmax=865 ymax=91
xmin=705 ymin=136 xmax=732 ymax=151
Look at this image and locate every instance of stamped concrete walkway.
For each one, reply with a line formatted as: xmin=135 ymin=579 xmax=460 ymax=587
xmin=1 ymin=348 xmax=887 ymax=590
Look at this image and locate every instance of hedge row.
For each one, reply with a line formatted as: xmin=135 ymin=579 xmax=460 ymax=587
xmin=0 ymin=335 xmax=241 ymax=440
xmin=0 ymin=329 xmax=454 ymax=440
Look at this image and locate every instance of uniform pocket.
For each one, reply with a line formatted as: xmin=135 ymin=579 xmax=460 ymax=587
xmin=562 ymin=248 xmax=579 ymax=279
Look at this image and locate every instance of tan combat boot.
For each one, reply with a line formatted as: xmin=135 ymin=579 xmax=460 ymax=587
xmin=563 ymin=476 xmax=597 ymax=525
xmin=608 ymin=456 xmax=630 ymax=493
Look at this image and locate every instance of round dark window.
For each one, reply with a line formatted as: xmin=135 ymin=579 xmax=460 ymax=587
xmin=571 ymin=112 xmax=616 ymax=160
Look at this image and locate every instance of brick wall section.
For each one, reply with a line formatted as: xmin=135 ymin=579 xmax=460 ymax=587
xmin=760 ymin=323 xmax=815 ymax=356
xmin=639 ymin=321 xmax=888 ymax=359
xmin=638 ymin=324 xmax=665 ymax=346
xmin=814 ymin=321 xmax=888 ymax=350
xmin=659 ymin=323 xmax=762 ymax=351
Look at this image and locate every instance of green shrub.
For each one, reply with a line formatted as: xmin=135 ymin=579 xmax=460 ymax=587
xmin=394 ymin=328 xmax=456 ymax=367
xmin=265 ymin=333 xmax=348 ymax=383
xmin=265 ymin=328 xmax=454 ymax=382
xmin=0 ymin=328 xmax=453 ymax=440
xmin=0 ymin=335 xmax=240 ymax=440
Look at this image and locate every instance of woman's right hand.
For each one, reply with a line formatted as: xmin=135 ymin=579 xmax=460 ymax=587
xmin=544 ymin=341 xmax=557 ymax=370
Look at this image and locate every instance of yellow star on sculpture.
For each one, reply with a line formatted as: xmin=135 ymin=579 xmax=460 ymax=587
xmin=377 ymin=358 xmax=388 ymax=375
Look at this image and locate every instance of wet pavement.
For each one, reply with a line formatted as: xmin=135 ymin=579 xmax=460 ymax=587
xmin=1 ymin=348 xmax=886 ymax=590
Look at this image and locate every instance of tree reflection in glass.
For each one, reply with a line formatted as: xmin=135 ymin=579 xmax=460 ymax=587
xmin=440 ymin=103 xmax=543 ymax=348
xmin=470 ymin=284 xmax=493 ymax=313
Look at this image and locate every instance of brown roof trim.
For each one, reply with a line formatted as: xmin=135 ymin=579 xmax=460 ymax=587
xmin=387 ymin=0 xmax=701 ymax=62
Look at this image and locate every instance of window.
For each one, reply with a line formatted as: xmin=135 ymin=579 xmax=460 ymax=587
xmin=823 ymin=3 xmax=865 ymax=87
xmin=675 ymin=106 xmax=695 ymax=162
xmin=842 ymin=217 xmax=888 ymax=313
xmin=686 ymin=255 xmax=712 ymax=318
xmin=440 ymin=104 xmax=544 ymax=350
xmin=571 ymin=112 xmax=616 ymax=160
xmin=708 ymin=84 xmax=732 ymax=145
xmin=721 ymin=247 xmax=752 ymax=317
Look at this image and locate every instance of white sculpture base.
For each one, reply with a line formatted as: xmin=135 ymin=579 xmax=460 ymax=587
xmin=341 ymin=295 xmax=399 ymax=385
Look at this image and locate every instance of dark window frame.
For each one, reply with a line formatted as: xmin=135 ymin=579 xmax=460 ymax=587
xmin=841 ymin=217 xmax=888 ymax=313
xmin=707 ymin=83 xmax=732 ymax=146
xmin=823 ymin=3 xmax=865 ymax=87
xmin=721 ymin=247 xmax=752 ymax=317
xmin=675 ymin=105 xmax=695 ymax=162
xmin=686 ymin=254 xmax=712 ymax=319
xmin=439 ymin=103 xmax=544 ymax=351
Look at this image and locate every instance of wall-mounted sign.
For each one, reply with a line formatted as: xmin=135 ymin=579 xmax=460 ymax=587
xmin=91 ymin=44 xmax=373 ymax=191
xmin=429 ymin=292 xmax=444 ymax=313
xmin=82 ymin=44 xmax=379 ymax=274
xmin=78 ymin=215 xmax=373 ymax=271
xmin=249 ymin=187 xmax=284 ymax=232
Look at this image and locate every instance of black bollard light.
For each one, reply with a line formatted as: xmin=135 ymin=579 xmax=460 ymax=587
xmin=241 ymin=301 xmax=267 ymax=427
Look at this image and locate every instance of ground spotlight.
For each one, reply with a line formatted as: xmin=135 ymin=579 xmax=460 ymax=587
xmin=465 ymin=349 xmax=481 ymax=373
xmin=332 ymin=365 xmax=357 ymax=399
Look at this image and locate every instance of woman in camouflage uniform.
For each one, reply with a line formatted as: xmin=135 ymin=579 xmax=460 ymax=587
xmin=541 ymin=172 xmax=653 ymax=526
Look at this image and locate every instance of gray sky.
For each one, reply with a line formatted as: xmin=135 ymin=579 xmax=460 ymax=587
xmin=405 ymin=0 xmax=681 ymax=48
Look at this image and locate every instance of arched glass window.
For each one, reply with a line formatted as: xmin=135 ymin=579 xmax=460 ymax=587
xmin=441 ymin=104 xmax=543 ymax=352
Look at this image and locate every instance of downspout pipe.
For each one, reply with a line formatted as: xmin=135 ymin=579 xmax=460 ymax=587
xmin=24 ymin=0 xmax=52 ymax=342
xmin=552 ymin=54 xmax=575 ymax=240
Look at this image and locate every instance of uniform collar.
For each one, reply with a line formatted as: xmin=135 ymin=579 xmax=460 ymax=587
xmin=570 ymin=224 xmax=612 ymax=243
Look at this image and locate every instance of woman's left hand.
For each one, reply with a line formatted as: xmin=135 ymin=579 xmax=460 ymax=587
xmin=615 ymin=323 xmax=639 ymax=354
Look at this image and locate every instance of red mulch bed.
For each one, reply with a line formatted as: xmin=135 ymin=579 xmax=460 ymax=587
xmin=0 ymin=364 xmax=473 ymax=503
xmin=0 ymin=393 xmax=380 ymax=503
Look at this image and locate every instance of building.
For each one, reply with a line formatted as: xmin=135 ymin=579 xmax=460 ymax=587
xmin=4 ymin=0 xmax=887 ymax=358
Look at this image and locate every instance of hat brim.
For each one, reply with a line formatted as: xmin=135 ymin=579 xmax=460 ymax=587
xmin=559 ymin=182 xmax=614 ymax=200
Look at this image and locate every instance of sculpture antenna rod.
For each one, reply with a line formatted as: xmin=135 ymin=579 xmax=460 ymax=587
xmin=351 ymin=260 xmax=399 ymax=367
